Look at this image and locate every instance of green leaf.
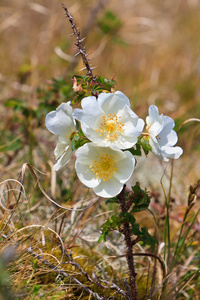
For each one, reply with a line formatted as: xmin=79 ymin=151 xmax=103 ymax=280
xmin=132 ymin=182 xmax=141 ymax=194
xmin=98 ymin=10 xmax=121 ymax=34
xmin=71 ymin=138 xmax=76 ymax=151
xmin=105 ymin=197 xmax=119 ymax=204
xmin=128 ymin=143 xmax=142 ymax=156
xmin=70 ymin=130 xmax=89 ymax=151
xmin=138 ymin=227 xmax=158 ymax=251
xmin=130 ymin=182 xmax=151 ymax=213
xmin=131 ymin=205 xmax=148 ymax=213
xmin=140 ymin=137 xmax=152 ymax=156
xmin=98 ymin=233 xmax=106 ymax=243
xmin=131 ymin=223 xmax=141 ymax=235
xmin=0 ymin=135 xmax=23 ymax=152
xmin=5 ymin=98 xmax=26 ymax=109
xmin=126 ymin=213 xmax=136 ymax=225
xmin=32 ymin=285 xmax=41 ymax=294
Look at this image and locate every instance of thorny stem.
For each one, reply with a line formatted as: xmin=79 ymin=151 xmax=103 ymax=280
xmin=62 ymin=4 xmax=95 ymax=79
xmin=117 ymin=185 xmax=137 ymax=300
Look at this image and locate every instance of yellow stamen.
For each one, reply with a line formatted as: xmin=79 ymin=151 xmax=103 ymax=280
xmin=96 ymin=113 xmax=124 ymax=142
xmin=89 ymin=153 xmax=117 ymax=181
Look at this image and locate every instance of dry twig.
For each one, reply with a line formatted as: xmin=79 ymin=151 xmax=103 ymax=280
xmin=62 ymin=3 xmax=95 ymax=79
xmin=27 ymin=246 xmax=104 ymax=300
xmin=117 ymin=185 xmax=138 ymax=300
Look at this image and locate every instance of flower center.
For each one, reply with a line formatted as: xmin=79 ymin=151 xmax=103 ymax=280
xmin=89 ymin=153 xmax=118 ymax=181
xmin=97 ymin=114 xmax=125 ymax=142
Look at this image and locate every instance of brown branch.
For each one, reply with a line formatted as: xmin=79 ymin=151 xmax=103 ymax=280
xmin=108 ymin=252 xmax=166 ymax=282
xmin=117 ymin=185 xmax=137 ymax=300
xmin=66 ymin=250 xmax=94 ymax=284
xmin=131 ymin=236 xmax=141 ymax=246
xmin=99 ymin=279 xmax=130 ymax=299
xmin=61 ymin=3 xmax=95 ymax=79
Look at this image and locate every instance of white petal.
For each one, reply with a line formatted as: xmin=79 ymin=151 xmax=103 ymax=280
xmin=98 ymin=91 xmax=130 ymax=114
xmin=86 ymin=143 xmax=127 ymax=162
xmin=81 ymin=96 xmax=98 ymax=109
xmin=119 ymin=105 xmax=137 ymax=121
xmin=114 ymin=151 xmax=135 ymax=183
xmin=53 ymin=146 xmax=72 ymax=171
xmin=93 ymin=177 xmax=123 ymax=198
xmin=75 ymin=143 xmax=100 ymax=164
xmin=54 ymin=136 xmax=70 ymax=159
xmin=57 ymin=102 xmax=73 ymax=115
xmin=99 ymin=145 xmax=127 ymax=162
xmin=158 ymin=129 xmax=178 ymax=147
xmin=75 ymin=143 xmax=99 ymax=166
xmin=147 ymin=105 xmax=164 ymax=136
xmin=149 ymin=136 xmax=165 ymax=161
xmin=163 ymin=115 xmax=175 ymax=129
xmin=46 ymin=107 xmax=75 ymax=136
xmin=160 ymin=146 xmax=183 ymax=160
xmin=73 ymin=97 xmax=104 ymax=129
xmin=121 ymin=106 xmax=145 ymax=136
xmin=80 ymin=123 xmax=103 ymax=144
xmin=114 ymin=91 xmax=131 ymax=106
xmin=120 ymin=136 xmax=138 ymax=148
xmin=75 ymin=161 xmax=100 ymax=188
xmin=112 ymin=135 xmax=138 ymax=150
xmin=149 ymin=136 xmax=183 ymax=161
xmin=158 ymin=116 xmax=177 ymax=147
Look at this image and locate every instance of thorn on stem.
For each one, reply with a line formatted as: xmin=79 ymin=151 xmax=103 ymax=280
xmin=62 ymin=3 xmax=95 ymax=79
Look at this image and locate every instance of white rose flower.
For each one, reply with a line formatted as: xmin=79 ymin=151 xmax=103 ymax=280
xmin=75 ymin=143 xmax=135 ymax=198
xmin=73 ymin=91 xmax=144 ymax=150
xmin=146 ymin=105 xmax=183 ymax=162
xmin=45 ymin=102 xmax=75 ymax=171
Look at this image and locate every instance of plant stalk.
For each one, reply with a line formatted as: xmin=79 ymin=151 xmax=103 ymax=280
xmin=117 ymin=185 xmax=137 ymax=300
xmin=62 ymin=3 xmax=95 ymax=79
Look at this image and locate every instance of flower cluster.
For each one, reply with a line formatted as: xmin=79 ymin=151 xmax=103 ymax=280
xmin=146 ymin=105 xmax=183 ymax=162
xmin=45 ymin=91 xmax=183 ymax=198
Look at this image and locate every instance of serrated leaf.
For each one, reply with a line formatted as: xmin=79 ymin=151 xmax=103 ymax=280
xmin=139 ymin=227 xmax=158 ymax=251
xmin=132 ymin=182 xmax=141 ymax=194
xmin=126 ymin=213 xmax=136 ymax=225
xmin=131 ymin=223 xmax=140 ymax=235
xmin=131 ymin=205 xmax=149 ymax=213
